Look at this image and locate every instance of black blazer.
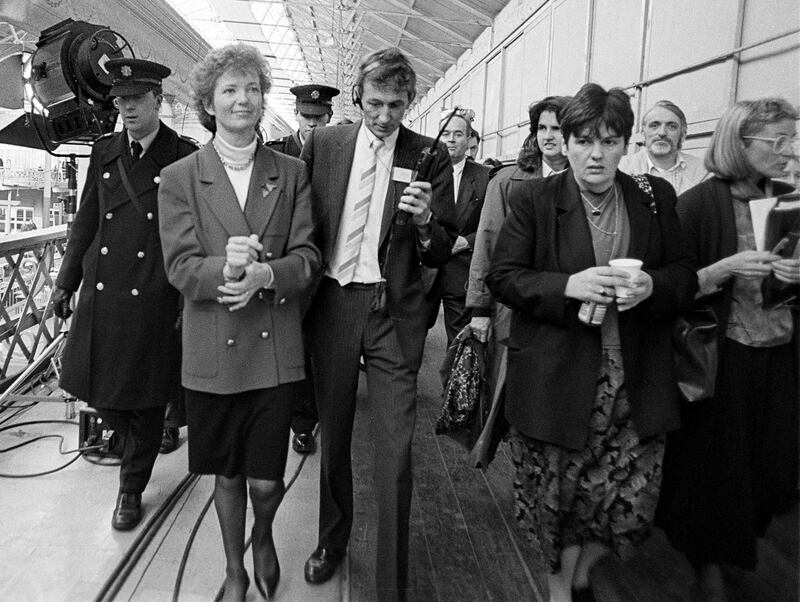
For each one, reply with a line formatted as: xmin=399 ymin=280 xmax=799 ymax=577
xmin=677 ymin=176 xmax=798 ymax=370
xmin=438 ymin=159 xmax=491 ymax=297
xmin=486 ymin=169 xmax=697 ymax=449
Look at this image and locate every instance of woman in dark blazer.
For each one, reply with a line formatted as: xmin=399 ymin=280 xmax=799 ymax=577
xmin=158 ymin=44 xmax=320 ymax=601
xmin=486 ymin=84 xmax=696 ymax=601
xmin=658 ymin=98 xmax=798 ymax=599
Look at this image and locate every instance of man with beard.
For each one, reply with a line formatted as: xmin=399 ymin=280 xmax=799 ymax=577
xmin=619 ymin=100 xmax=708 ymax=195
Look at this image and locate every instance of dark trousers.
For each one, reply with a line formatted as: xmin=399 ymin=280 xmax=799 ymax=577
xmin=310 ymin=278 xmax=418 ymax=601
xmin=96 ymin=406 xmax=164 ymax=494
xmin=440 ymin=293 xmax=472 ymax=347
xmin=291 ymin=327 xmax=318 ymax=434
xmin=163 ymin=394 xmax=186 ymax=429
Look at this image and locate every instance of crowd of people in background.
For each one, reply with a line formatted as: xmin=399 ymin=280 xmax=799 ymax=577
xmin=51 ymin=39 xmax=798 ymax=602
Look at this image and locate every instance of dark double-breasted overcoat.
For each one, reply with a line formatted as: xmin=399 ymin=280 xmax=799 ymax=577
xmin=57 ymin=123 xmax=197 ymax=410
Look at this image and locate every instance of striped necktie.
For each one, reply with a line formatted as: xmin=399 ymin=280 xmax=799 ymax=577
xmin=337 ymin=138 xmax=383 ymax=284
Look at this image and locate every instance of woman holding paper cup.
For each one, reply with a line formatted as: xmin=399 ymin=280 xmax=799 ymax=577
xmin=485 ymin=84 xmax=696 ymax=601
xmin=658 ymin=98 xmax=799 ymax=598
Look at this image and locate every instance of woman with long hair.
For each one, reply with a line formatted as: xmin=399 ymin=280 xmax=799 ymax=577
xmin=158 ymin=43 xmax=320 ymax=600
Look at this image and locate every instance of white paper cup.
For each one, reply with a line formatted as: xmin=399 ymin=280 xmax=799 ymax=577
xmin=609 ymin=258 xmax=643 ymax=298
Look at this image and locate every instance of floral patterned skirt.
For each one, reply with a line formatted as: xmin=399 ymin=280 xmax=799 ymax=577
xmin=508 ymin=348 xmax=666 ymax=573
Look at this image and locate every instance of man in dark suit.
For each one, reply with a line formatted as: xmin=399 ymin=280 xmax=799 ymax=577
xmin=266 ymin=83 xmax=340 ymax=158
xmin=267 ymin=83 xmax=340 ymax=456
xmin=52 ymin=58 xmax=197 ymax=530
xmin=300 ymin=48 xmax=457 ymax=600
xmin=426 ymin=109 xmax=491 ymax=345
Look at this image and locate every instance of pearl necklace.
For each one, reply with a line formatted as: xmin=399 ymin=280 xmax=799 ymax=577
xmin=212 ymin=139 xmax=255 ymax=171
xmin=584 ymin=184 xmax=620 ymax=237
xmin=580 ymin=185 xmax=615 ymax=216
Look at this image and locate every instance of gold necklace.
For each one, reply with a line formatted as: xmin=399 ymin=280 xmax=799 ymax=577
xmin=212 ymin=139 xmax=255 ymax=171
xmin=580 ymin=185 xmax=614 ymax=216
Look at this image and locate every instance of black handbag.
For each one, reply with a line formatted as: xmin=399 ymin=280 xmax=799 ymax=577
xmin=436 ymin=326 xmax=489 ymax=448
xmin=671 ymin=307 xmax=718 ymax=402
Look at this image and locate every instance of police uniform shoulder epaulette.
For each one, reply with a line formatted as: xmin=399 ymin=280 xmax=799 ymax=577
xmin=178 ymin=134 xmax=201 ymax=149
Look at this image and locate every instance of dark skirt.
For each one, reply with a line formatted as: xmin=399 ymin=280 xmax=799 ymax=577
xmin=185 ymin=382 xmax=298 ymax=480
xmin=509 ymin=348 xmax=666 ymax=573
xmin=657 ymin=338 xmax=798 ymax=570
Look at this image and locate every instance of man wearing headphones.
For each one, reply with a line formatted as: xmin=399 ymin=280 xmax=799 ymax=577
xmin=300 ymin=48 xmax=457 ymax=600
xmin=267 ymin=84 xmax=340 ymax=158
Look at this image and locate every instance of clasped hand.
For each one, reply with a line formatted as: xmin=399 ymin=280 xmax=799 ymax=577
xmin=565 ymin=266 xmax=653 ymax=311
xmin=217 ymin=234 xmax=271 ymax=311
xmin=398 ymin=181 xmax=432 ymax=225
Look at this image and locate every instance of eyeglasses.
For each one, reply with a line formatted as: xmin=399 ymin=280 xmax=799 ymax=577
xmin=742 ymin=134 xmax=800 ymax=156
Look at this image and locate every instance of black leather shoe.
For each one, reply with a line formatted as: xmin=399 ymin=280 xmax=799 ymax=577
xmin=304 ymin=547 xmax=344 ymax=584
xmin=159 ymin=427 xmax=180 ymax=454
xmin=292 ymin=432 xmax=316 ymax=454
xmin=112 ymin=492 xmax=142 ymax=531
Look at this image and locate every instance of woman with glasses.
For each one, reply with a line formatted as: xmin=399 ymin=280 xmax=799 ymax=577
xmin=158 ymin=43 xmax=320 ymax=601
xmin=658 ymin=98 xmax=799 ymax=600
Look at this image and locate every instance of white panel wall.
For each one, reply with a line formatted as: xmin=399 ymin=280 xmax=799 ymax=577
xmin=408 ymin=0 xmax=799 ymax=163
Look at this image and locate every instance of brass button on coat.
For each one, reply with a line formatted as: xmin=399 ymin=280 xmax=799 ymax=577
xmin=100 ymin=247 xmax=108 ymax=255
xmin=226 ymin=338 xmax=236 ymax=347
xmin=137 ymin=251 xmax=145 ymax=258
xmin=105 ymin=212 xmax=113 ymax=220
xmin=96 ymin=282 xmax=104 ymax=291
xmin=131 ymin=289 xmax=139 ymax=296
xmin=260 ymin=331 xmax=270 ymax=339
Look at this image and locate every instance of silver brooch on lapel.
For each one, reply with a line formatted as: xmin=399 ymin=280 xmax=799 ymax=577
xmin=262 ymin=183 xmax=276 ymax=197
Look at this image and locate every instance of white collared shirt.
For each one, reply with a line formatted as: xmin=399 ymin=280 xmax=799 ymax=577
xmin=452 ymin=158 xmax=466 ymax=202
xmin=327 ymin=123 xmax=399 ymax=284
xmin=127 ymin=126 xmax=159 ymax=158
xmin=618 ymin=148 xmax=709 ymax=195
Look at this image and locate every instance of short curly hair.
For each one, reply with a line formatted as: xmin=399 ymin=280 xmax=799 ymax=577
xmin=190 ymin=43 xmax=271 ymax=133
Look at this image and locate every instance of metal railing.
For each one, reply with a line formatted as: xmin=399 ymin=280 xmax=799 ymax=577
xmin=0 ymin=225 xmax=68 ymax=385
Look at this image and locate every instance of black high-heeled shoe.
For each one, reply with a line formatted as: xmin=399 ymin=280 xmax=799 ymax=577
xmin=253 ymin=531 xmax=280 ymax=600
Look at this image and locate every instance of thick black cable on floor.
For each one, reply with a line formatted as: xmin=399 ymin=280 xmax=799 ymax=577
xmin=171 ymin=425 xmax=319 ymax=602
xmin=0 ymin=419 xmax=104 ymax=478
xmin=94 ymin=472 xmax=200 ymax=602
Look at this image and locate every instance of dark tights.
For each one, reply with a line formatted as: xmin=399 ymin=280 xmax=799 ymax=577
xmin=214 ymin=474 xmax=284 ymax=600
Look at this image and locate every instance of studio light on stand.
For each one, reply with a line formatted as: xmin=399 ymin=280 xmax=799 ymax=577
xmin=20 ymin=18 xmax=132 ymax=227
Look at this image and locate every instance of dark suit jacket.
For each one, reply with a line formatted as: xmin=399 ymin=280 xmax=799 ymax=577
xmin=300 ymin=122 xmax=457 ymax=368
xmin=265 ymin=130 xmax=303 ymax=158
xmin=677 ymin=177 xmax=798 ymax=370
xmin=486 ymin=169 xmax=697 ymax=449
xmin=436 ymin=159 xmax=491 ymax=298
xmin=57 ymin=123 xmax=197 ymax=409
xmin=158 ymin=143 xmax=320 ymax=394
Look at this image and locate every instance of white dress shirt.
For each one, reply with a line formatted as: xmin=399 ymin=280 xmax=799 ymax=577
xmin=327 ymin=124 xmax=399 ymax=284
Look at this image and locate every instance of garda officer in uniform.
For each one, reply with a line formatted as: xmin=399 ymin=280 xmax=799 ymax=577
xmin=267 ymin=83 xmax=340 ymax=158
xmin=52 ymin=58 xmax=197 ymax=530
xmin=267 ymin=83 xmax=339 ymax=455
